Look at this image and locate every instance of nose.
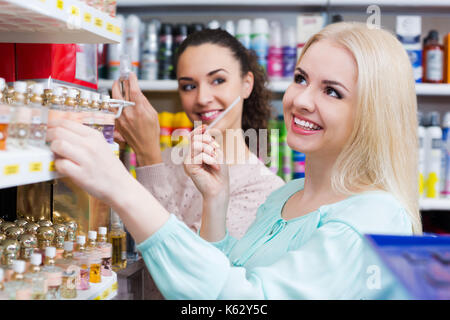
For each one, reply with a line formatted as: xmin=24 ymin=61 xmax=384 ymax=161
xmin=292 ymin=85 xmax=316 ymax=113
xmin=196 ymin=83 xmax=214 ymax=107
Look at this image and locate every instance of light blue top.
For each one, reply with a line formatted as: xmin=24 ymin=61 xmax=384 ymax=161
xmin=137 ymin=178 xmax=413 ymax=299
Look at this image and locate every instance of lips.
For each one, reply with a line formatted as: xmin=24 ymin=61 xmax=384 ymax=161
xmin=197 ymin=109 xmax=223 ymax=122
xmin=291 ymin=115 xmax=323 ymax=135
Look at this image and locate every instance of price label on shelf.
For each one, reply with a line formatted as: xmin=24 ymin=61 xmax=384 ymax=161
xmin=56 ymin=0 xmax=64 ymax=10
xmin=94 ymin=18 xmax=103 ymax=28
xmin=29 ymin=162 xmax=43 ymax=173
xmin=114 ymin=26 xmax=121 ymax=36
xmin=4 ymin=164 xmax=19 ymax=176
xmin=70 ymin=5 xmax=80 ymax=17
xmin=106 ymin=23 xmax=114 ymax=33
xmin=84 ymin=12 xmax=92 ymax=24
xmin=49 ymin=161 xmax=56 ymax=172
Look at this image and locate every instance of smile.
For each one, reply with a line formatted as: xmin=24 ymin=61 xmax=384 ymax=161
xmin=198 ymin=110 xmax=222 ymax=121
xmin=291 ymin=115 xmax=323 ymax=135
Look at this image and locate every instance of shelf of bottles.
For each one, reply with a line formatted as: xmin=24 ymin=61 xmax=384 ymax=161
xmin=0 ymin=0 xmax=121 ymax=44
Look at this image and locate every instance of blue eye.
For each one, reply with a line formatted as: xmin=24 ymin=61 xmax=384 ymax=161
xmin=325 ymin=87 xmax=342 ymax=99
xmin=294 ymin=74 xmax=307 ymax=85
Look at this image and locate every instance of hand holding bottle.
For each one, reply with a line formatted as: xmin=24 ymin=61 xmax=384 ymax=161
xmin=111 ymin=72 xmax=162 ymax=167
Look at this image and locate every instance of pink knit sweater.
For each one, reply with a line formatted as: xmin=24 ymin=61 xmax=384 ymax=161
xmin=135 ymin=147 xmax=285 ymax=239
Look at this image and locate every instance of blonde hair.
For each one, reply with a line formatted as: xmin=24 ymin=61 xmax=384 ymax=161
xmin=298 ymin=22 xmax=422 ymax=234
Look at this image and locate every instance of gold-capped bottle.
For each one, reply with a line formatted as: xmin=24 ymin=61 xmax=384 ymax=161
xmin=38 ymin=220 xmax=53 ymax=227
xmin=8 ymin=81 xmax=31 ymax=148
xmin=1 ymin=239 xmax=20 ymax=281
xmin=80 ymin=90 xmax=94 ymax=127
xmin=25 ymin=253 xmax=47 ymax=300
xmin=28 ymin=83 xmax=47 ymax=147
xmin=4 ymin=226 xmax=24 ymax=240
xmin=36 ymin=226 xmax=55 ymax=253
xmin=90 ymin=92 xmax=102 ymax=132
xmin=1 ymin=221 xmax=15 ymax=233
xmin=18 ymin=233 xmax=37 ymax=261
xmin=52 ymin=223 xmax=67 ymax=258
xmin=42 ymin=247 xmax=63 ymax=300
xmin=14 ymin=219 xmax=28 ymax=228
xmin=0 ymin=77 xmax=10 ymax=151
xmin=24 ymin=222 xmax=40 ymax=235
xmin=65 ymin=221 xmax=78 ymax=242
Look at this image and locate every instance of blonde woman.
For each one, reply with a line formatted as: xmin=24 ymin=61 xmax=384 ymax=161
xmin=47 ymin=22 xmax=421 ymax=299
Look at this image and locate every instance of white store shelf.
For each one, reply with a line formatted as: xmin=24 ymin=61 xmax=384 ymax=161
xmin=0 ymin=145 xmax=60 ymax=189
xmin=99 ymin=79 xmax=450 ymax=96
xmin=420 ymin=198 xmax=450 ymax=211
xmin=117 ymin=0 xmax=328 ymax=7
xmin=0 ymin=0 xmax=121 ymax=43
xmin=61 ymin=272 xmax=118 ymax=300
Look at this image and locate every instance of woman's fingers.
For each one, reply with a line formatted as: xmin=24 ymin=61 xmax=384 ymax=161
xmin=48 ymin=119 xmax=94 ymax=137
xmin=54 ymin=158 xmax=85 ymax=181
xmin=111 ymin=80 xmax=124 ymax=100
xmin=50 ymin=138 xmax=89 ymax=167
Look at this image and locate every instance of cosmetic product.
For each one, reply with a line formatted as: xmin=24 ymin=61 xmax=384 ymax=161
xmin=24 ymin=253 xmax=47 ymax=300
xmin=42 ymin=247 xmax=62 ymax=300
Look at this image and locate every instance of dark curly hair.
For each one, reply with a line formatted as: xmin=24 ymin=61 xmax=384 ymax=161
xmin=175 ymin=28 xmax=273 ymax=151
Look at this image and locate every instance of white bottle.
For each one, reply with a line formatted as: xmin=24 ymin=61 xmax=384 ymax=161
xmin=125 ymin=15 xmax=141 ymax=76
xmin=441 ymin=112 xmax=450 ymax=198
xmin=418 ymin=111 xmax=426 ymax=198
xmin=141 ymin=20 xmax=159 ymax=81
xmin=107 ymin=15 xmax=125 ymax=80
xmin=207 ymin=20 xmax=221 ymax=30
xmin=236 ymin=19 xmax=252 ymax=49
xmin=223 ymin=20 xmax=235 ymax=36
xmin=425 ymin=111 xmax=442 ymax=198
xmin=251 ymin=18 xmax=269 ymax=71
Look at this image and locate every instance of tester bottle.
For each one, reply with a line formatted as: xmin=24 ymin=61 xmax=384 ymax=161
xmin=8 ymin=81 xmax=31 ymax=148
xmin=0 ymin=77 xmax=10 ymax=150
xmin=109 ymin=211 xmax=127 ymax=271
xmin=97 ymin=227 xmax=112 ymax=276
xmin=42 ymin=247 xmax=63 ymax=300
xmin=28 ymin=83 xmax=47 ymax=147
xmin=25 ymin=253 xmax=48 ymax=300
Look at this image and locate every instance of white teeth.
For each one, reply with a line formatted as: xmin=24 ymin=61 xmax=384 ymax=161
xmin=294 ymin=117 xmax=321 ymax=130
xmin=203 ymin=111 xmax=219 ymax=118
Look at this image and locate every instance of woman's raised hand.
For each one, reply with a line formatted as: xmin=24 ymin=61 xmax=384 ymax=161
xmin=112 ymin=72 xmax=162 ymax=166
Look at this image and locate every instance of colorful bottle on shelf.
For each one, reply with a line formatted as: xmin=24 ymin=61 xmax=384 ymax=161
xmin=36 ymin=226 xmax=55 ymax=255
xmin=4 ymin=260 xmax=32 ymax=300
xmin=267 ymin=21 xmax=283 ymax=79
xmin=87 ymin=230 xmax=97 ymax=249
xmin=76 ymin=235 xmax=86 ymax=253
xmin=0 ymin=77 xmax=10 ymax=151
xmin=79 ymin=90 xmax=94 ymax=128
xmin=158 ymin=23 xmax=174 ymax=80
xmin=141 ymin=20 xmax=159 ymax=81
xmin=109 ymin=211 xmax=127 ymax=271
xmin=8 ymin=81 xmax=31 ymax=148
xmin=52 ymin=223 xmax=67 ymax=258
xmin=282 ymin=25 xmax=297 ymax=78
xmin=97 ymin=227 xmax=112 ymax=276
xmin=159 ymin=112 xmax=174 ymax=150
xmin=73 ymin=251 xmax=90 ymax=290
xmin=423 ymin=30 xmax=444 ymax=83
xmin=64 ymin=221 xmax=78 ymax=242
xmin=61 ymin=269 xmax=77 ymax=299
xmin=88 ymin=252 xmax=102 ymax=284
xmin=28 ymin=83 xmax=47 ymax=147
xmin=251 ymin=18 xmax=269 ymax=71
xmin=24 ymin=253 xmax=48 ymax=300
xmin=0 ymin=239 xmax=20 ymax=281
xmin=101 ymin=95 xmax=115 ymax=144
xmin=18 ymin=233 xmax=37 ymax=261
xmin=42 ymin=247 xmax=63 ymax=300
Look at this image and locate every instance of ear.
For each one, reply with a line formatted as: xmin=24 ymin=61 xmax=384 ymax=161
xmin=242 ymin=71 xmax=254 ymax=100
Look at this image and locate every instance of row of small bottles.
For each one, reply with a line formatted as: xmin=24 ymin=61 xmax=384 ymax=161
xmin=0 ymin=77 xmax=117 ymax=151
xmin=0 ymin=217 xmax=127 ymax=300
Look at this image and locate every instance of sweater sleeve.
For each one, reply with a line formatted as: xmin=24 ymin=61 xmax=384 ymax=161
xmin=137 ymin=214 xmax=410 ymax=300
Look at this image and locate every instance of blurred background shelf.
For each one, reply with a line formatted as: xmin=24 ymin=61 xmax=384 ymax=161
xmin=0 ymin=0 xmax=121 ymax=43
xmin=420 ymin=199 xmax=450 ymax=211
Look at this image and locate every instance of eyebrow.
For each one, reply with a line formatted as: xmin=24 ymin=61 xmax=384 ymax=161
xmin=296 ymin=67 xmax=350 ymax=93
xmin=178 ymin=68 xmax=228 ymax=81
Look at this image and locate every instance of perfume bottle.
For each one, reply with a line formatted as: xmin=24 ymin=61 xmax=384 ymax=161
xmin=109 ymin=211 xmax=127 ymax=271
xmin=91 ymin=93 xmax=104 ymax=134
xmin=63 ymin=88 xmax=79 ymax=122
xmin=36 ymin=226 xmax=55 ymax=254
xmin=61 ymin=269 xmax=77 ymax=299
xmin=73 ymin=252 xmax=90 ymax=290
xmin=64 ymin=221 xmax=78 ymax=242
xmin=8 ymin=81 xmax=31 ymax=148
xmin=46 ymin=87 xmax=65 ymax=144
xmin=0 ymin=77 xmax=10 ymax=151
xmin=88 ymin=251 xmax=102 ymax=284
xmin=18 ymin=233 xmax=37 ymax=261
xmin=87 ymin=230 xmax=97 ymax=249
xmin=79 ymin=90 xmax=94 ymax=127
xmin=76 ymin=235 xmax=86 ymax=253
xmin=42 ymin=247 xmax=63 ymax=300
xmin=52 ymin=224 xmax=67 ymax=258
xmin=56 ymin=241 xmax=80 ymax=294
xmin=28 ymin=83 xmax=45 ymax=147
xmin=38 ymin=219 xmax=53 ymax=227
xmin=4 ymin=260 xmax=32 ymax=300
xmin=4 ymin=226 xmax=24 ymax=240
xmin=24 ymin=253 xmax=47 ymax=300
xmin=100 ymin=95 xmax=115 ymax=144
xmin=14 ymin=219 xmax=29 ymax=228
xmin=97 ymin=227 xmax=112 ymax=276
xmin=24 ymin=222 xmax=40 ymax=235
xmin=55 ymin=241 xmax=75 ymax=270
xmin=1 ymin=222 xmax=15 ymax=233
xmin=0 ymin=239 xmax=19 ymax=281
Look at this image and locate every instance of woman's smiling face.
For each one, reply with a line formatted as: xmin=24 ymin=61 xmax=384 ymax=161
xmin=282 ymin=39 xmax=358 ymax=159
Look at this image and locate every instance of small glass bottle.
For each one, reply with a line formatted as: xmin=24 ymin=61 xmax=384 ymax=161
xmin=0 ymin=77 xmax=10 ymax=151
xmin=42 ymin=247 xmax=63 ymax=300
xmin=24 ymin=222 xmax=40 ymax=235
xmin=100 ymin=95 xmax=115 ymax=144
xmin=423 ymin=30 xmax=445 ymax=83
xmin=87 ymin=230 xmax=97 ymax=249
xmin=61 ymin=269 xmax=77 ymax=299
xmin=63 ymin=88 xmax=81 ymax=123
xmin=5 ymin=260 xmax=32 ymax=300
xmin=79 ymin=90 xmax=93 ymax=127
xmin=38 ymin=219 xmax=53 ymax=227
xmin=1 ymin=222 xmax=15 ymax=233
xmin=0 ymin=239 xmax=19 ymax=281
xmin=52 ymin=223 xmax=67 ymax=258
xmin=25 ymin=253 xmax=48 ymax=300
xmin=76 ymin=235 xmax=86 ymax=253
xmin=64 ymin=221 xmax=78 ymax=242
xmin=14 ymin=219 xmax=29 ymax=228
xmin=36 ymin=226 xmax=55 ymax=256
xmin=8 ymin=81 xmax=31 ymax=148
xmin=97 ymin=227 xmax=112 ymax=276
xmin=88 ymin=251 xmax=102 ymax=284
xmin=28 ymin=83 xmax=47 ymax=147
xmin=46 ymin=87 xmax=65 ymax=146
xmin=90 ymin=92 xmax=103 ymax=133
xmin=73 ymin=252 xmax=90 ymax=290
xmin=18 ymin=233 xmax=37 ymax=261
xmin=109 ymin=212 xmax=127 ymax=271
xmin=56 ymin=241 xmax=75 ymax=270
xmin=4 ymin=226 xmax=24 ymax=240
